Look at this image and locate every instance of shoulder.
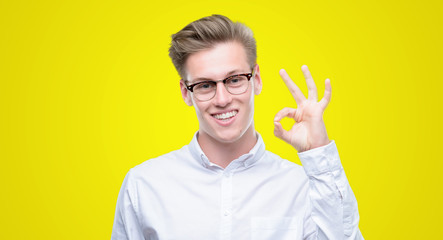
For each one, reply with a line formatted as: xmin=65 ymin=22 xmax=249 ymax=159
xmin=126 ymin=145 xmax=194 ymax=182
xmin=261 ymin=150 xmax=307 ymax=178
xmin=264 ymin=150 xmax=303 ymax=169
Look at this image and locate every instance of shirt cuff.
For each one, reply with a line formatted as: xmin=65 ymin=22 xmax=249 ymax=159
xmin=297 ymin=140 xmax=343 ymax=176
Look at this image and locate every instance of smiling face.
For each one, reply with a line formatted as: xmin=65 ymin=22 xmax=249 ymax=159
xmin=180 ymin=41 xmax=262 ymax=145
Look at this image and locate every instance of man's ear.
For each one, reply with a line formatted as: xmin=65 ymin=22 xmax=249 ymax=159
xmin=180 ymin=80 xmax=193 ymax=106
xmin=253 ymin=64 xmax=262 ymax=95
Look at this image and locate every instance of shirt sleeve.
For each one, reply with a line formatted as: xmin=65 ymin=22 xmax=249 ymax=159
xmin=111 ymin=170 xmax=145 ymax=240
xmin=298 ymin=141 xmax=364 ymax=240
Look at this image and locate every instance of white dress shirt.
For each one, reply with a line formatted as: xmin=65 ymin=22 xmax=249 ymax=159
xmin=111 ymin=132 xmax=363 ymax=240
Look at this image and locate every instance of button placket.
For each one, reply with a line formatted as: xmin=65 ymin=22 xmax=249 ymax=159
xmin=220 ymin=170 xmax=233 ymax=240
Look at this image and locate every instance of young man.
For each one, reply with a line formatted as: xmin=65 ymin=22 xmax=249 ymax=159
xmin=111 ymin=15 xmax=363 ymax=240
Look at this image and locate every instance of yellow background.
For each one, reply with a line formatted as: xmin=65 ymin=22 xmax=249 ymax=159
xmin=1 ymin=0 xmax=442 ymax=239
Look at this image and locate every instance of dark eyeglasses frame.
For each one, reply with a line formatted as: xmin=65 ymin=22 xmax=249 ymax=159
xmin=184 ymin=73 xmax=254 ymax=92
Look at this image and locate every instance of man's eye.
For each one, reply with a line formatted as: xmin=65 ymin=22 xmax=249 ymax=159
xmin=227 ymin=76 xmax=246 ymax=86
xmin=230 ymin=78 xmax=240 ymax=83
xmin=195 ymin=82 xmax=214 ymax=90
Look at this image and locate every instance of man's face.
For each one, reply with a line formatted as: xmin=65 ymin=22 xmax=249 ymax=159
xmin=180 ymin=41 xmax=262 ymax=144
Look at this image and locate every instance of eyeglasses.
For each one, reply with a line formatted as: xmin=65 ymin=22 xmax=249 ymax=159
xmin=184 ymin=72 xmax=254 ymax=101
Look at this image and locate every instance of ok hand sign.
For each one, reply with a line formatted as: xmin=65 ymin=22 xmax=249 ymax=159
xmin=273 ymin=65 xmax=331 ymax=152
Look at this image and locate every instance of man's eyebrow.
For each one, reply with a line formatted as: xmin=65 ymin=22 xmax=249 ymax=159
xmin=192 ymin=69 xmax=244 ymax=82
xmin=192 ymin=77 xmax=213 ymax=82
xmin=226 ymin=69 xmax=243 ymax=76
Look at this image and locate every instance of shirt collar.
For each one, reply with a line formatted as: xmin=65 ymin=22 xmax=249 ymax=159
xmin=188 ymin=131 xmax=266 ymax=169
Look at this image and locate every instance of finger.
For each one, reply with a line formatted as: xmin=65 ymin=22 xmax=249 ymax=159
xmin=279 ymin=69 xmax=306 ymax=104
xmin=319 ymin=78 xmax=332 ymax=109
xmin=274 ymin=122 xmax=292 ymax=144
xmin=301 ymin=65 xmax=318 ymax=101
xmin=274 ymin=107 xmax=297 ymax=122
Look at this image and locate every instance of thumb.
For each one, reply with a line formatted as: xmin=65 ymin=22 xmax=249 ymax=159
xmin=274 ymin=121 xmax=292 ymax=144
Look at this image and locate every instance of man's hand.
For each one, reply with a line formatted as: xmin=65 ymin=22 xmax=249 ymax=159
xmin=273 ymin=65 xmax=331 ymax=152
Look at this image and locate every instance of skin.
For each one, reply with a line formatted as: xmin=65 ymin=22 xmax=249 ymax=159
xmin=274 ymin=66 xmax=331 ymax=152
xmin=180 ymin=41 xmax=331 ymax=168
xmin=180 ymin=41 xmax=262 ymax=168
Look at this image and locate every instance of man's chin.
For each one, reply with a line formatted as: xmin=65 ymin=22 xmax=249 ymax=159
xmin=215 ymin=135 xmax=242 ymax=144
xmin=200 ymin=129 xmax=243 ymax=145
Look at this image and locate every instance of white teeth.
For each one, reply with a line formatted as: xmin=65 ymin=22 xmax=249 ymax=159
xmin=213 ymin=111 xmax=238 ymax=120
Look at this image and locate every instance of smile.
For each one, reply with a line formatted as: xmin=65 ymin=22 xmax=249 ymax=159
xmin=212 ymin=110 xmax=238 ymax=120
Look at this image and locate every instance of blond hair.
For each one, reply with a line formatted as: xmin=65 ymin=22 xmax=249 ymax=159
xmin=168 ymin=14 xmax=257 ymax=79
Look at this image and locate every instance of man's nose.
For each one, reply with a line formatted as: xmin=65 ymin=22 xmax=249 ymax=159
xmin=213 ymin=82 xmax=232 ymax=107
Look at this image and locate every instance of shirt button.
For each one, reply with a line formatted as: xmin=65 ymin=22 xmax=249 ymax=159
xmin=224 ymin=210 xmax=231 ymax=216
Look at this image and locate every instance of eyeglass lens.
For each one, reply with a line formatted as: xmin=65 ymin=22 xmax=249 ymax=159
xmin=193 ymin=75 xmax=250 ymax=101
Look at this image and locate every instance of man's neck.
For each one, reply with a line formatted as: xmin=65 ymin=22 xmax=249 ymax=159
xmin=197 ymin=126 xmax=258 ymax=169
